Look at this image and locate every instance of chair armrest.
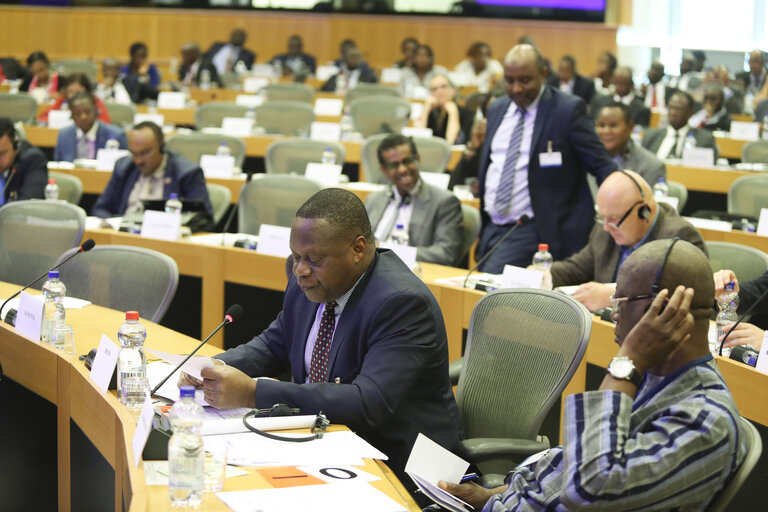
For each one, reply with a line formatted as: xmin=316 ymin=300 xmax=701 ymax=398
xmin=449 ymin=358 xmax=463 ymax=386
xmin=455 ymin=437 xmax=550 ymax=465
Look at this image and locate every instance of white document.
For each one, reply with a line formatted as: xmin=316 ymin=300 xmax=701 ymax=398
xmin=757 ymin=208 xmax=768 ymax=237
xmin=48 ymin=110 xmax=73 ymax=129
xmin=221 ymin=117 xmax=255 ymax=137
xmin=379 ymin=242 xmax=418 ymax=270
xmin=310 ymin=122 xmax=342 ymax=142
xmin=255 ymin=224 xmax=292 ymax=257
xmin=501 ymin=265 xmax=545 ymax=289
xmin=200 ymin=154 xmax=236 ymax=178
xmin=420 ymin=171 xmax=450 ymax=190
xmin=401 ymin=126 xmax=433 ymax=139
xmin=404 ymin=434 xmax=472 ymax=512
xmin=144 ymin=461 xmax=248 ymax=486
xmin=202 ymin=410 xmax=318 ymax=436
xmin=95 ymin=148 xmax=130 ymax=171
xmin=316 ymin=65 xmax=340 ymax=82
xmin=133 ymin=113 xmax=165 ymax=126
xmin=90 ymin=334 xmax=120 ymax=393
xmin=157 ymin=91 xmax=186 ymax=109
xmin=243 ymin=77 xmax=269 ymax=93
xmin=132 ymin=397 xmax=154 ymax=466
xmin=140 ymin=210 xmax=182 ymax=241
xmin=145 ymin=347 xmax=214 ymax=381
xmin=682 ymin=146 xmax=715 ymax=167
xmin=314 ymin=98 xmax=344 ymax=116
xmin=730 ymin=121 xmax=760 ymax=141
xmin=379 ymin=68 xmax=403 ymax=84
xmin=305 ymin=162 xmax=343 ymax=187
xmin=235 ymin=94 xmax=264 ymax=108
xmin=684 ymin=216 xmax=733 ymax=232
xmin=15 ymin=291 xmax=44 ymax=341
xmin=250 ymin=64 xmax=276 ymax=77
xmin=754 ymin=331 xmax=768 ymax=375
xmin=409 ymin=102 xmax=424 ymax=121
xmin=297 ymin=465 xmax=380 ymax=484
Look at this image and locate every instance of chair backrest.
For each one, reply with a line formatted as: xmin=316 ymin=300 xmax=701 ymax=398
xmin=666 ymin=180 xmax=688 ymax=213
xmin=360 ymin=134 xmax=451 ymax=183
xmin=348 ymin=96 xmax=411 ymax=138
xmin=706 ymin=417 xmax=762 ymax=512
xmin=460 ymin=204 xmax=481 ymax=262
xmin=0 ymin=93 xmax=38 ymax=123
xmin=254 ymin=101 xmax=315 ymax=136
xmin=165 ymin=132 xmax=247 ymax=168
xmin=53 ymin=59 xmax=98 ymax=82
xmin=0 ymin=200 xmax=85 ymax=286
xmin=728 ymin=175 xmax=768 ymax=218
xmin=263 ymin=83 xmax=314 ymax=103
xmin=219 ymin=72 xmax=242 ymax=90
xmin=48 ymin=171 xmax=83 ymax=205
xmin=265 ymin=138 xmax=346 ymax=174
xmin=741 ymin=140 xmax=768 ymax=164
xmin=206 ymin=183 xmax=232 ymax=226
xmin=194 ymin=102 xmax=249 ymax=128
xmin=104 ymin=102 xmax=137 ymax=128
xmin=456 ymin=289 xmax=591 ymax=440
xmin=237 ymin=175 xmax=323 ymax=234
xmin=706 ymin=241 xmax=768 ymax=284
xmin=345 ymin=84 xmax=401 ymax=103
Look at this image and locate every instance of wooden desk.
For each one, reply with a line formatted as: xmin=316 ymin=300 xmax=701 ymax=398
xmin=666 ymin=164 xmax=759 ymax=194
xmin=715 ymin=136 xmax=748 ymax=160
xmin=697 ymin=227 xmax=768 ymax=254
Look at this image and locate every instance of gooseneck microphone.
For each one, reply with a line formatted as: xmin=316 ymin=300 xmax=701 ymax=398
xmin=150 ymin=304 xmax=243 ymax=396
xmin=718 ymin=286 xmax=768 ymax=356
xmin=464 ymin=215 xmax=530 ymax=288
xmin=1 ymin=238 xmax=96 ymax=323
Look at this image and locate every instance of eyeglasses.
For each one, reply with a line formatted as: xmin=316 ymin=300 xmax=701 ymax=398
xmin=383 ymin=156 xmax=416 ymax=171
xmin=595 ymin=200 xmax=644 ymax=229
xmin=429 ymin=83 xmax=451 ymax=92
xmin=130 ymin=146 xmax=158 ymax=159
xmin=609 ymin=293 xmax=655 ymax=311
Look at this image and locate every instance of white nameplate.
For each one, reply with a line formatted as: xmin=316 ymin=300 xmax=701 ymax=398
xmin=90 ymin=334 xmax=120 ymax=393
xmin=420 ymin=171 xmax=450 ymax=190
xmin=757 ymin=208 xmax=768 ymax=237
xmin=157 ymin=91 xmax=186 ymax=110
xmin=133 ymin=113 xmax=165 ymax=126
xmin=132 ymin=396 xmax=154 ymax=466
xmin=15 ymin=291 xmax=44 ymax=341
xmin=380 ymin=243 xmax=418 ymax=271
xmin=409 ymin=102 xmax=425 ymax=121
xmin=401 ymin=127 xmax=433 ymax=138
xmin=95 ymin=148 xmax=130 ymax=171
xmin=315 ymin=65 xmax=340 ymax=82
xmin=684 ymin=216 xmax=733 ymax=232
xmin=314 ymin=98 xmax=344 ymax=116
xmin=501 ymin=265 xmax=545 ymax=289
xmin=235 ymin=94 xmax=264 ymax=108
xmin=48 ymin=110 xmax=73 ymax=129
xmin=140 ymin=210 xmax=182 ymax=241
xmin=682 ymin=146 xmax=715 ymax=167
xmin=242 ymin=77 xmax=269 ymax=93
xmin=250 ymin=64 xmax=276 ymax=77
xmin=309 ymin=122 xmax=342 ymax=142
xmin=255 ymin=224 xmax=292 ymax=257
xmin=380 ymin=68 xmax=403 ymax=84
xmin=305 ymin=162 xmax=343 ymax=187
xmin=200 ymin=154 xmax=236 ymax=178
xmin=221 ymin=117 xmax=254 ymax=137
xmin=730 ymin=121 xmax=760 ymax=141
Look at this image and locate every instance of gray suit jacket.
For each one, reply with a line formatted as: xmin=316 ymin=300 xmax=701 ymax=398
xmin=365 ymin=181 xmax=463 ymax=266
xmin=641 ymin=127 xmax=719 ymax=160
xmin=623 ymin=141 xmax=666 ymax=186
xmin=550 ymin=203 xmax=707 ymax=286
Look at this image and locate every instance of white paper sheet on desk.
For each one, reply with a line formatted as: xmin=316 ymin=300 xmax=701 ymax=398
xmin=202 ymin=412 xmax=316 ymax=436
xmin=1 ymin=296 xmax=92 ymax=320
xmin=297 ymin=464 xmax=379 ymax=484
xmin=216 ymin=483 xmax=406 ymax=512
xmin=188 ymin=232 xmax=255 ymax=247
xmin=145 ymin=347 xmax=214 ymax=380
xmin=146 ymin=361 xmax=208 ymax=406
xmin=143 ymin=461 xmax=248 ymax=486
xmin=404 ymin=433 xmax=472 ymax=512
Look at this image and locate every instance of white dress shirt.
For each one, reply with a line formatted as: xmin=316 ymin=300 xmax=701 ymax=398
xmin=212 ymin=44 xmax=238 ymax=75
xmin=614 ymin=92 xmax=636 ymax=105
xmin=373 ymin=181 xmax=420 ymax=243
xmin=656 ymin=125 xmax=691 ymax=159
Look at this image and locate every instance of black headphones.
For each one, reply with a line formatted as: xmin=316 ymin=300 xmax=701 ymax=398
xmin=619 ymin=170 xmax=651 ymax=221
xmin=653 ymin=237 xmax=680 ymax=294
xmin=242 ymin=404 xmax=330 ymax=442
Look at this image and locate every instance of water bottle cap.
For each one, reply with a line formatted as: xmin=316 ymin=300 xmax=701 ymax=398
xmin=325 ymin=146 xmax=332 ymax=151
xmin=48 ymin=178 xmax=56 ymax=185
xmin=125 ymin=311 xmax=139 ymax=320
xmin=179 ymin=386 xmax=195 ymax=398
xmin=657 ymin=177 xmax=665 ymax=182
xmin=396 ymin=224 xmax=404 ymax=229
xmin=48 ymin=270 xmax=59 ymax=279
xmin=725 ymin=282 xmax=736 ymax=291
xmin=169 ymin=193 xmax=178 ymax=199
xmin=538 ymin=243 xmax=548 ymax=251
xmin=219 ymin=142 xmax=227 ymax=146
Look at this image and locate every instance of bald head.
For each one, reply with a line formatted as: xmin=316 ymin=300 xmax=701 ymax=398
xmin=503 ymin=44 xmax=547 ymax=108
xmin=613 ymin=66 xmax=634 ymax=96
xmin=596 ymin=171 xmax=657 ymax=247
xmin=749 ymin=49 xmax=765 ymax=75
xmin=504 ymin=44 xmax=545 ymax=72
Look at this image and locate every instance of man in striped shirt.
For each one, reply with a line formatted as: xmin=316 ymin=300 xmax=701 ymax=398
xmin=440 ymin=239 xmax=746 ymax=511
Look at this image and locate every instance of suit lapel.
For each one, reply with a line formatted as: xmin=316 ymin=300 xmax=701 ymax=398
xmin=120 ymin=167 xmax=141 ymax=213
xmin=295 ymin=299 xmax=320 ymax=383
xmin=162 ymin=156 xmax=175 ymax=197
xmin=408 ymin=183 xmax=430 ymax=243
xmin=530 ymin=87 xmax=553 ymax=158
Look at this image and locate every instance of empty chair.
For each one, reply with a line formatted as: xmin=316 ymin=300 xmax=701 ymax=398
xmin=254 ymin=101 xmax=315 ymax=136
xmin=104 ymin=102 xmax=137 ymax=128
xmin=0 ymin=200 xmax=85 ymax=286
xmin=206 ymin=183 xmax=232 ymax=226
xmin=219 ymin=71 xmax=242 ymax=90
xmin=728 ymin=175 xmax=768 ymax=218
xmin=706 ymin=241 xmax=768 ymax=284
xmin=195 ymin=102 xmax=249 ymax=129
xmin=0 ymin=93 xmax=38 ymax=124
xmin=263 ymin=83 xmax=314 ymax=103
xmin=706 ymin=417 xmax=762 ymax=512
xmin=165 ymin=132 xmax=247 ymax=168
xmin=53 ymin=59 xmax=98 ymax=82
xmin=741 ymin=140 xmax=768 ymax=164
xmin=238 ymin=175 xmax=322 ymax=234
xmin=666 ymin=180 xmax=688 ymax=213
xmin=360 ymin=134 xmax=451 ymax=184
xmin=56 ymin=245 xmax=178 ymax=323
xmin=265 ymin=138 xmax=345 ymax=174
xmin=345 ymin=84 xmax=401 ymax=103
xmin=460 ymin=204 xmax=481 ymax=264
xmin=48 ymin=171 xmax=83 ymax=205
xmin=348 ymin=96 xmax=411 ymax=138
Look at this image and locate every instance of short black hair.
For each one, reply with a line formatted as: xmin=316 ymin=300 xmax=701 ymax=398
xmin=560 ymin=55 xmax=576 ymax=69
xmin=27 ymin=51 xmax=49 ymax=67
xmin=401 ymin=37 xmax=418 ymax=51
xmin=0 ymin=117 xmax=17 ymax=144
xmin=129 ymin=42 xmax=148 ymax=57
xmin=69 ymin=91 xmax=96 ymax=109
xmin=133 ymin=121 xmax=165 ymax=147
xmin=66 ymin=73 xmax=94 ymax=94
xmin=376 ymin=133 xmax=419 ymax=165
xmin=467 ymin=42 xmax=491 ymax=57
xmin=704 ymin=83 xmax=725 ymax=103
xmin=602 ymin=51 xmax=618 ymax=73
xmin=339 ymin=39 xmax=357 ymax=54
xmin=670 ymin=90 xmax=695 ymax=111
xmin=598 ymin=101 xmax=632 ymax=124
xmin=415 ymin=44 xmax=434 ymax=61
xmin=296 ymin=188 xmax=374 ymax=244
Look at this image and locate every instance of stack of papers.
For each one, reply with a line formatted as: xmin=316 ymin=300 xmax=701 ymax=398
xmin=405 ymin=434 xmax=472 ymax=512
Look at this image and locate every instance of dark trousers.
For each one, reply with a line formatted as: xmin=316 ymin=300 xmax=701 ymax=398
xmin=476 ymin=219 xmax=539 ymax=274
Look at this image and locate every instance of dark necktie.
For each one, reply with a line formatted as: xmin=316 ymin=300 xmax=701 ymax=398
xmin=308 ymin=301 xmax=337 ymax=383
xmin=494 ymin=107 xmax=527 ymax=213
xmin=666 ymin=132 xmax=680 ymax=159
xmin=380 ymin=192 xmax=410 ymax=241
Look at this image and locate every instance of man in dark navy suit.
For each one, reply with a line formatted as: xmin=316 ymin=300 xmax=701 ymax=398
xmin=550 ymin=55 xmax=596 ymax=104
xmin=53 ymin=92 xmax=128 ymax=162
xmin=0 ymin=117 xmax=47 ymax=204
xmin=205 ymin=29 xmax=256 ymax=73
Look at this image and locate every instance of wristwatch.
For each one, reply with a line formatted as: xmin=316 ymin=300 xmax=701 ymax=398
xmin=606 ymin=356 xmax=643 ymax=388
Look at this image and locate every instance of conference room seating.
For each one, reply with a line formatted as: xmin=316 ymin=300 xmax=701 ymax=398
xmin=195 ymin=101 xmax=249 ymax=128
xmin=0 ymin=93 xmax=38 ymax=124
xmin=666 ymin=180 xmax=688 ymax=213
xmin=727 ymin=174 xmax=768 ymax=218
xmin=741 ymin=140 xmax=768 ymax=164
xmin=754 ymin=99 xmax=768 ymax=125
xmin=52 ymin=59 xmax=98 ymax=82
xmin=453 ymin=289 xmax=591 ymax=484
xmin=254 ymin=100 xmax=315 ymax=136
xmin=104 ymin=101 xmax=137 ymax=128
xmin=55 ymin=244 xmax=179 ymax=322
xmin=706 ymin=417 xmax=762 ymax=512
xmin=237 ymin=174 xmax=323 ymax=234
xmin=360 ymin=134 xmax=453 ymax=184
xmin=706 ymin=241 xmax=768 ymax=285
xmin=459 ymin=204 xmax=482 ymax=261
xmin=165 ymin=132 xmax=247 ymax=168
xmin=262 ymin=83 xmax=314 ymax=103
xmin=0 ymin=199 xmax=85 ymax=286
xmin=48 ymin=170 xmax=84 ymax=205
xmin=344 ymin=84 xmax=401 ymax=103
xmin=219 ymin=71 xmax=242 ymax=90
xmin=264 ymin=138 xmax=346 ymax=174
xmin=206 ymin=183 xmax=232 ymax=226
xmin=348 ymin=96 xmax=411 ymax=138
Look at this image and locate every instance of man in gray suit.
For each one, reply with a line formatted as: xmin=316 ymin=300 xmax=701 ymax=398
xmin=641 ymin=91 xmax=719 ymax=160
xmin=595 ymin=102 xmax=665 ymax=186
xmin=548 ymin=170 xmax=705 ymax=312
xmin=365 ymin=134 xmax=463 ymax=266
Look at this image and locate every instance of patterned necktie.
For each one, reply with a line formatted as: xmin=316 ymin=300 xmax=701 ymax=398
xmin=308 ymin=301 xmax=337 ymax=383
xmin=77 ymin=135 xmax=91 ymax=159
xmin=494 ymin=107 xmax=527 ymax=214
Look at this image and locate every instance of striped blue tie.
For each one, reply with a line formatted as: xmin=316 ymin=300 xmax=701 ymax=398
xmin=494 ymin=107 xmax=527 ymax=214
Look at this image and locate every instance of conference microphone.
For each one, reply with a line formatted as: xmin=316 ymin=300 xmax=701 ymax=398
xmin=220 ymin=169 xmax=255 ymax=245
xmin=1 ymin=238 xmax=96 ymax=324
xmin=718 ymin=285 xmax=768 ymax=357
xmin=150 ymin=304 xmax=243 ymax=396
xmin=464 ymin=215 xmax=530 ymax=289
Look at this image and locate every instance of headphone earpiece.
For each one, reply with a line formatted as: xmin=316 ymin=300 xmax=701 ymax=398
xmin=638 ymin=204 xmax=651 ymax=220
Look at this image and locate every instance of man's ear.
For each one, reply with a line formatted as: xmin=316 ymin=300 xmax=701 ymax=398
xmin=352 ymin=235 xmax=367 ymax=262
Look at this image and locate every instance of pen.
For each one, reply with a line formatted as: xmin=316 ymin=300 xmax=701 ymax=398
xmin=272 ymin=475 xmax=308 ymax=479
xmin=460 ymin=473 xmax=479 ymax=484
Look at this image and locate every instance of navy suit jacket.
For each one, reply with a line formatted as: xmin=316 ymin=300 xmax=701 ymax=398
xmin=218 ymin=249 xmax=461 ymax=476
xmin=91 ymin=150 xmax=212 ymax=219
xmin=478 ymin=87 xmax=617 ymax=260
xmin=204 ymin=42 xmax=256 ymax=70
xmin=53 ymin=122 xmax=128 ymax=162
xmin=3 ymin=141 xmax=47 ymax=203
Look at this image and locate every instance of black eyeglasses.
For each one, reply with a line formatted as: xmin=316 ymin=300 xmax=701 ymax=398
xmin=609 ymin=293 xmax=656 ymax=311
xmin=595 ymin=200 xmax=644 ymax=229
xmin=383 ymin=157 xmax=416 ymax=171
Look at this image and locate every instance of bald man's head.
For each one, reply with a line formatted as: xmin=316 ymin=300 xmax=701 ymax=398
xmin=613 ymin=66 xmax=634 ymax=97
xmin=596 ymin=170 xmax=657 ymax=247
xmin=502 ymin=44 xmax=547 ymax=108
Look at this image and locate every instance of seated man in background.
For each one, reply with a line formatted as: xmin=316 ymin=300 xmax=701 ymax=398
xmin=320 ymin=46 xmax=377 ymax=92
xmin=550 ymin=55 xmax=595 ymax=104
xmin=689 ymin=84 xmax=733 ymax=132
xmin=269 ymin=35 xmax=316 ymax=78
xmin=642 ymin=91 xmax=719 ymax=159
xmin=205 ymin=29 xmax=256 ymax=74
xmin=454 ymin=42 xmax=504 ymax=91
xmin=590 ymin=66 xmax=650 ymax=127
xmin=595 ymin=102 xmax=666 ymax=186
xmin=549 ymin=170 xmax=705 ymax=311
xmin=39 ymin=73 xmax=112 ymax=124
xmin=96 ymin=58 xmax=133 ymax=105
xmin=92 ymin=121 xmax=212 ymax=219
xmin=713 ymin=269 xmax=768 ymax=351
xmin=365 ymin=134 xmax=463 ymax=266
xmin=641 ymin=60 xmax=669 ymax=110
xmin=54 ymin=92 xmax=128 ymax=162
xmin=441 ymin=239 xmax=745 ymax=512
xmin=178 ymin=41 xmax=221 ymax=89
xmin=0 ymin=117 xmax=47 ymax=203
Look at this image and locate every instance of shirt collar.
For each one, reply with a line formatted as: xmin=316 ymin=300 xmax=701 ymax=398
xmin=145 ymin=153 xmax=168 ymax=180
xmin=392 ymin=178 xmax=421 ymax=201
xmin=667 ymin=124 xmax=689 ymax=137
xmin=77 ymin=121 xmax=99 ymax=141
xmin=329 ymin=271 xmax=366 ymax=317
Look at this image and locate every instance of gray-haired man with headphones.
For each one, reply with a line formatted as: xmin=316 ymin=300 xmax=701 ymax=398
xmin=546 ymin=169 xmax=706 ymax=311
xmin=0 ymin=117 xmax=48 ymax=205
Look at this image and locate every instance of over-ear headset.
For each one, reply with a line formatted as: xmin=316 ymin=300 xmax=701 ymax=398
xmin=653 ymin=237 xmax=679 ymax=294
xmin=619 ymin=170 xmax=651 ymax=221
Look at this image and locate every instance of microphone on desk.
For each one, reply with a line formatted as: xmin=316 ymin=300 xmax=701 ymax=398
xmin=1 ymin=238 xmax=96 ymax=324
xmin=717 ymin=285 xmax=768 ymax=362
xmin=220 ymin=168 xmax=255 ymax=245
xmin=463 ymin=215 xmax=530 ymax=289
xmin=150 ymin=304 xmax=243 ymax=396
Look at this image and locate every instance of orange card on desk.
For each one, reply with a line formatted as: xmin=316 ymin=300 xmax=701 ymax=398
xmin=255 ymin=466 xmax=326 ymax=488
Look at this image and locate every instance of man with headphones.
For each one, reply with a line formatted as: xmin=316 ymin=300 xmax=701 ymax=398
xmin=546 ymin=169 xmax=706 ymax=311
xmin=0 ymin=117 xmax=48 ymax=205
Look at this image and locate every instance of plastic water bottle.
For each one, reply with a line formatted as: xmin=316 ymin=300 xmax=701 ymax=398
xmin=653 ymin=177 xmax=669 ymax=199
xmin=105 ymin=137 xmax=120 ymax=151
xmin=762 ymin=114 xmax=768 ymax=140
xmin=245 ymin=106 xmax=256 ymax=122
xmin=321 ymin=147 xmax=336 ymax=165
xmin=116 ymin=311 xmax=147 ymax=406
xmin=41 ymin=270 xmax=66 ymax=343
xmin=165 ymin=193 xmax=183 ymax=215
xmin=715 ymin=282 xmax=740 ymax=356
xmin=168 ymin=386 xmax=204 ymax=508
xmin=532 ymin=243 xmax=553 ymax=290
xmin=216 ymin=142 xmax=231 ymax=158
xmin=44 ymin=178 xmax=59 ymax=200
xmin=683 ymin=132 xmax=696 ymax=151
xmin=335 ymin=72 xmax=347 ymax=94
xmin=391 ymin=224 xmax=410 ymax=245
xmin=199 ymin=69 xmax=211 ymax=90
xmin=340 ymin=107 xmax=354 ymax=141
xmin=234 ymin=60 xmax=247 ymax=76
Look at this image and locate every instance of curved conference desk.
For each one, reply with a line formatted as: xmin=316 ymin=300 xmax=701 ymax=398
xmin=0 ymin=282 xmax=419 ymax=511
